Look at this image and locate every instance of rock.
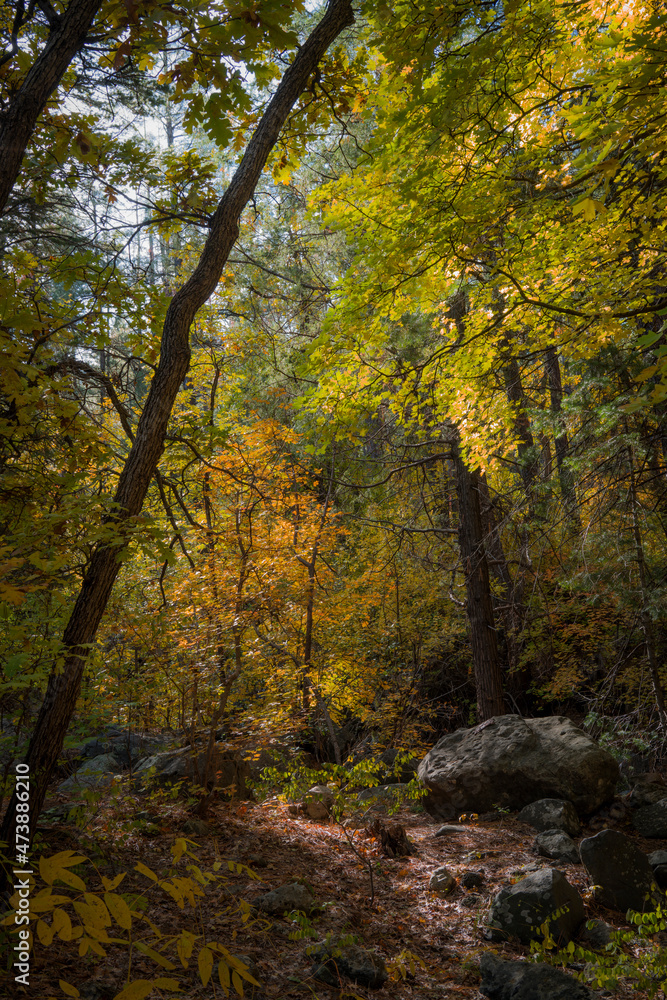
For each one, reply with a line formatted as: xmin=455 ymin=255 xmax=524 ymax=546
xmin=580 ymin=828 xmax=659 ymax=912
xmin=310 ymin=942 xmax=387 ymax=988
xmin=255 ymin=882 xmax=316 ymax=915
xmin=461 ymin=894 xmax=482 ymax=908
xmin=133 ymin=746 xmax=250 ymax=797
xmin=376 ymin=749 xmax=418 ymax=784
xmin=627 ymin=773 xmax=667 ymax=808
xmin=578 ymin=919 xmax=613 ymax=949
xmin=81 ymin=738 xmax=110 ymax=759
xmin=485 ymin=868 xmax=584 ymax=945
xmin=479 ymin=951 xmax=594 ymax=999
xmin=518 ymin=799 xmax=581 ymax=837
xmin=460 ymin=870 xmax=485 ymax=889
xmin=429 ymin=866 xmax=455 ymax=892
xmin=57 ymin=753 xmax=120 ymax=794
xmin=632 ymin=798 xmax=667 ymax=838
xmin=652 ymin=865 xmax=667 ymax=890
xmin=110 ymin=732 xmax=166 ymax=767
xmin=535 ymin=829 xmax=581 ymax=865
xmin=648 ymin=850 xmax=667 ymax=890
xmin=303 ymin=784 xmax=334 ymax=820
xmin=357 ymin=783 xmax=412 ymax=813
xmin=418 ymin=715 xmax=619 ymax=819
xmin=587 ymin=798 xmax=628 ymax=830
xmin=435 ymin=824 xmax=470 ymax=835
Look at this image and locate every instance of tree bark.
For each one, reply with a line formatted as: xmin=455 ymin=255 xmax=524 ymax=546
xmin=0 ymin=0 xmax=354 ymax=880
xmin=453 ymin=442 xmax=505 ymax=720
xmin=503 ymin=356 xmax=538 ymax=494
xmin=545 ymin=346 xmax=580 ymax=528
xmin=0 ymin=0 xmax=103 ymax=215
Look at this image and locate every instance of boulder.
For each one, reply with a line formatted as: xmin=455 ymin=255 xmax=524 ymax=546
xmin=485 ymin=868 xmax=584 ymax=945
xmin=626 ymin=772 xmax=666 ymax=808
xmin=57 ymin=753 xmax=119 ymax=794
xmin=578 ymin=919 xmax=613 ymax=949
xmin=535 ymin=830 xmax=580 ymax=865
xmin=632 ymin=798 xmax=667 ymax=838
xmin=303 ymin=785 xmax=334 ymax=820
xmin=580 ymin=828 xmax=659 ymax=912
xmin=357 ymin=783 xmax=412 ymax=813
xmin=255 ymin=882 xmax=316 ymax=916
xmin=518 ymin=799 xmax=580 ymax=837
xmin=461 ymin=870 xmax=485 ymax=889
xmin=648 ymin=850 xmax=667 ymax=890
xmin=418 ymin=715 xmax=618 ymax=819
xmin=133 ymin=745 xmax=250 ymax=796
xmin=479 ymin=952 xmax=594 ymax=1000
xmin=429 ymin=866 xmax=455 ymax=892
xmin=310 ymin=942 xmax=387 ymax=988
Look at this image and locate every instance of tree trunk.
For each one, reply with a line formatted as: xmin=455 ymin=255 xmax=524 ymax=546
xmin=545 ymin=346 xmax=580 ymax=528
xmin=627 ymin=443 xmax=667 ymax=735
xmin=0 ymin=0 xmax=102 ymax=214
xmin=453 ymin=442 xmax=505 ymax=720
xmin=0 ymin=0 xmax=354 ymax=882
xmin=503 ymin=356 xmax=538 ymax=494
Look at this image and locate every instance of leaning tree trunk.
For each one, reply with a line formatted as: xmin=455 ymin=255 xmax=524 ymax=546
xmin=0 ymin=0 xmax=354 ymax=884
xmin=453 ymin=442 xmax=505 ymax=721
xmin=0 ymin=0 xmax=103 ymax=215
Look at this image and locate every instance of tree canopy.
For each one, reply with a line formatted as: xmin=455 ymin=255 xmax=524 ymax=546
xmin=1 ymin=0 xmax=667 ymax=863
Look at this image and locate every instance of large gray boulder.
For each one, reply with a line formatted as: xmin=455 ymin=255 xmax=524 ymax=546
xmin=580 ymin=829 xmax=660 ymax=912
xmin=418 ymin=715 xmax=618 ymax=818
xmin=485 ymin=868 xmax=584 ymax=945
xmin=479 ymin=952 xmax=594 ymax=999
xmin=57 ymin=753 xmax=119 ymax=794
xmin=133 ymin=745 xmax=250 ymax=796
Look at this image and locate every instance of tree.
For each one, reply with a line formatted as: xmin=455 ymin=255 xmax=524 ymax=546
xmin=0 ymin=0 xmax=355 ymax=876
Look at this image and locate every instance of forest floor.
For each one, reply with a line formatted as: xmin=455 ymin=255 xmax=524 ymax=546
xmin=18 ymin=785 xmax=664 ymax=1000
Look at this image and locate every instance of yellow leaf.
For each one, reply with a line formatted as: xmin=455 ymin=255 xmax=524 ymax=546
xmin=55 ymin=869 xmax=86 ymax=892
xmin=134 ymin=942 xmax=177 ymax=970
xmin=40 ymin=851 xmax=87 ymax=886
xmin=151 ymin=977 xmax=181 ymax=991
xmin=177 ymin=929 xmax=196 ymax=967
xmin=171 ymin=838 xmax=188 ymax=862
xmin=105 ymin=892 xmax=132 ymax=930
xmin=218 ymin=959 xmax=231 ymax=994
xmin=198 ymin=946 xmax=214 ymax=986
xmin=101 ymin=873 xmax=126 ymax=892
xmin=232 ymin=970 xmax=244 ymax=997
xmin=59 ymin=981 xmax=80 ymax=998
xmin=53 ymin=908 xmax=72 ymax=941
xmin=83 ymin=893 xmax=111 ymax=925
xmin=135 ymin=862 xmax=158 ymax=882
xmin=37 ymin=917 xmax=54 ymax=945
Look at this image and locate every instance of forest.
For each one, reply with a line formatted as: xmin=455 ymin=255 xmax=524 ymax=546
xmin=1 ymin=0 xmax=667 ymax=997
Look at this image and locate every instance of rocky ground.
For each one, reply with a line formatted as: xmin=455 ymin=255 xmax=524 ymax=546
xmin=18 ymin=785 xmax=666 ymax=1000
